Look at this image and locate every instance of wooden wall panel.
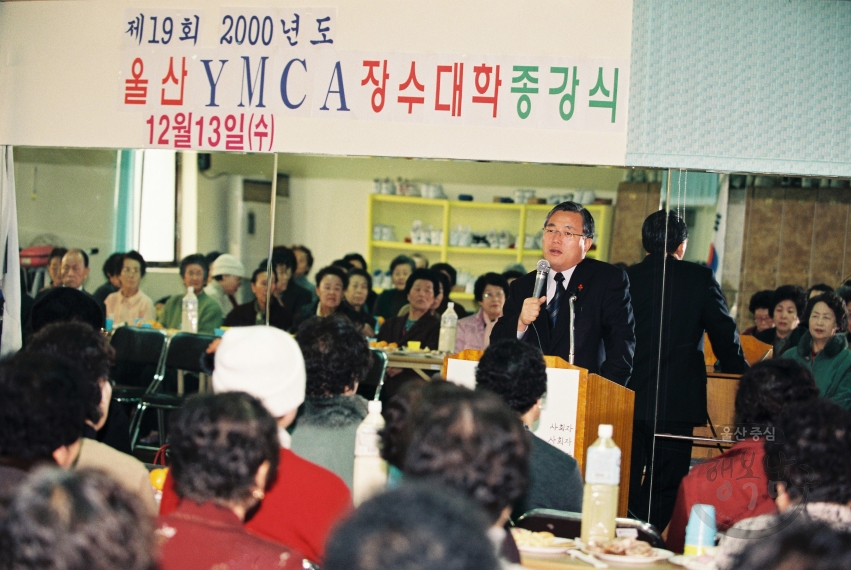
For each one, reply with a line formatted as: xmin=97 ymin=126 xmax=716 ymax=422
xmin=777 ymin=189 xmax=815 ymax=288
xmin=611 ymin=183 xmax=651 ymax=266
xmin=811 ymin=189 xmax=851 ymax=287
xmin=741 ymin=188 xmax=784 ymax=292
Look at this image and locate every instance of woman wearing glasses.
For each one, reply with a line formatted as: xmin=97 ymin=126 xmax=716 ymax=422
xmin=104 ymin=250 xmax=156 ymax=326
xmin=455 ymin=272 xmax=510 ymax=352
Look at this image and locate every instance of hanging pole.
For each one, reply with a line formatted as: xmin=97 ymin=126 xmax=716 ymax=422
xmin=264 ymin=153 xmax=279 ymax=326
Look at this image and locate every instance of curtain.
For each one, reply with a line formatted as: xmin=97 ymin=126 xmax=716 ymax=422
xmin=0 ymin=146 xmax=22 ymax=356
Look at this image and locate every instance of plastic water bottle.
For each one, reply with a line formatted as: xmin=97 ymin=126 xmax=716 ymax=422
xmin=352 ymin=400 xmax=388 ymax=506
xmin=438 ymin=301 xmax=458 ymax=353
xmin=181 ymin=286 xmax=198 ymax=333
xmin=581 ymin=424 xmax=621 ymax=545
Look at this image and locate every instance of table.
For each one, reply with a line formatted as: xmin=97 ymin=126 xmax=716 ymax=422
xmin=521 ymin=552 xmax=675 ymax=569
xmin=385 ymin=351 xmax=446 ymax=380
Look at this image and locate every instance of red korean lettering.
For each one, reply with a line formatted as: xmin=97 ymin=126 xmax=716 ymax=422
xmin=397 ymin=62 xmax=425 ymax=114
xmin=471 ymin=63 xmax=501 ymax=118
xmin=125 ymin=58 xmax=149 ymax=105
xmin=248 ymin=113 xmax=273 ymax=152
xmin=161 ymin=56 xmax=188 ymax=106
xmin=208 ymin=116 xmax=221 ymax=148
xmin=172 ymin=112 xmax=193 ymax=149
xmin=435 ymin=62 xmax=463 ymax=117
xmin=361 ymin=60 xmax=389 ymax=113
xmin=224 ymin=114 xmax=245 ymax=150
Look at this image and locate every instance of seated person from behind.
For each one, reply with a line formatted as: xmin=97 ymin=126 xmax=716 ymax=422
xmin=324 ymin=483 xmax=499 ymax=570
xmin=225 ymin=267 xmax=293 ymax=331
xmin=666 ymin=359 xmax=820 ymax=553
xmin=291 ymin=315 xmax=371 ymax=489
xmin=714 ymin=399 xmax=851 ymax=569
xmin=475 ymin=339 xmax=583 ymax=520
xmin=741 ymin=289 xmax=774 ymax=336
xmin=158 ymin=392 xmax=307 ymax=570
xmin=373 ymin=255 xmax=415 ymax=319
xmin=158 ymin=253 xmax=223 ymax=334
xmin=104 ymin=250 xmax=156 ymax=326
xmin=456 ymin=272 xmax=509 ymax=352
xmin=732 ymin=522 xmax=851 ymax=570
xmin=204 ymin=253 xmax=246 ymax=318
xmin=292 ymin=265 xmax=359 ymax=331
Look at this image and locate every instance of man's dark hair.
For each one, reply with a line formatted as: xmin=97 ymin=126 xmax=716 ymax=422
xmin=347 ymin=268 xmax=373 ymax=291
xmin=380 ymin=381 xmax=426 ymax=470
xmin=122 ymin=250 xmax=147 ymax=278
xmin=324 ymin=482 xmax=499 ymax=570
xmin=102 ymin=252 xmax=124 ymax=279
xmin=733 ymin=522 xmax=851 ymax=570
xmin=331 ymin=258 xmax=354 ymax=271
xmin=26 ymin=322 xmax=115 ymax=426
xmin=748 ymin=290 xmax=775 ymax=314
xmin=178 ymin=253 xmax=209 ymax=280
xmin=544 ymin=201 xmax=596 ymax=239
xmin=66 ymin=248 xmax=90 ymax=268
xmin=390 ymin=254 xmax=415 ymax=274
xmin=291 ymin=244 xmax=314 ymax=271
xmin=251 ymin=267 xmax=274 ymax=284
xmin=764 ymin=399 xmax=851 ymax=504
xmin=204 ymin=251 xmax=222 ymax=269
xmin=476 ymin=340 xmax=546 ymax=414
xmin=403 ymin=382 xmax=530 ymax=522
xmin=169 ymin=392 xmax=279 ymax=504
xmin=30 ymin=287 xmax=105 ymax=334
xmin=807 ymin=283 xmax=834 ymax=297
xmin=473 ymin=272 xmax=509 ymax=303
xmin=0 ymin=353 xmax=86 ymax=459
xmin=266 ymin=246 xmax=297 ymax=272
xmin=315 ymin=265 xmax=349 ymax=290
xmin=430 ymin=262 xmax=457 ymax=286
xmin=295 ymin=314 xmax=371 ymax=396
xmin=733 ymin=359 xmax=819 ymax=426
xmin=404 ymin=268 xmax=440 ymax=297
xmin=770 ymin=285 xmax=807 ymax=319
xmin=502 ymin=269 xmax=524 ymax=281
xmin=431 ymin=269 xmax=450 ymax=300
xmin=802 ymin=292 xmax=848 ymax=333
xmin=343 ymin=252 xmax=368 ymax=272
xmin=641 ymin=210 xmax=689 ymax=255
xmin=48 ymin=247 xmax=68 ymax=263
xmin=0 ymin=468 xmax=157 ymax=570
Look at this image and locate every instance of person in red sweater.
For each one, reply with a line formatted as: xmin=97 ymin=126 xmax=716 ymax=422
xmin=159 ymin=326 xmax=352 ymax=564
xmin=665 ymin=359 xmax=820 ymax=553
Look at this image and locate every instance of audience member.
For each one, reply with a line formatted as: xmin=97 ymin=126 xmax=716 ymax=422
xmin=379 ymin=381 xmax=426 ymax=488
xmin=714 ymin=399 xmax=851 ymax=569
xmin=476 ymin=339 xmax=583 ymax=519
xmin=60 ymin=248 xmax=91 ymax=291
xmin=159 ymin=326 xmax=351 ymax=563
xmin=92 ymin=251 xmax=124 ymax=305
xmin=755 ymin=284 xmax=807 ymax=357
xmin=373 ymin=254 xmax=415 ymax=319
xmin=343 ymin=252 xmax=378 ymax=308
xmin=666 ymin=359 xmax=820 ymax=553
xmin=158 ymin=392 xmax=306 ymax=570
xmin=291 ymin=244 xmax=317 ymax=301
xmin=291 ymin=315 xmax=371 ymax=489
xmin=104 ymin=250 xmax=156 ymax=325
xmin=742 ymin=289 xmax=774 ymax=336
xmin=430 ymin=262 xmax=468 ymax=317
xmin=203 ymin=250 xmax=222 ymax=283
xmin=158 ymin=253 xmax=223 ymax=334
xmin=456 ymin=272 xmax=509 ymax=351
xmin=43 ymin=246 xmax=68 ymax=290
xmin=265 ymin=246 xmax=312 ymax=315
xmin=224 ymin=267 xmax=293 ymax=330
xmin=292 ymin=265 xmax=359 ymax=331
xmin=502 ymin=268 xmax=524 ymax=285
xmin=344 ymin=268 xmax=377 ymax=336
xmin=25 ymin=321 xmax=156 ymax=514
xmin=324 ymin=483 xmax=500 ymax=570
xmin=410 ymin=252 xmax=430 ymax=269
xmin=807 ymin=282 xmax=834 ymax=299
xmin=782 ymin=292 xmax=851 ymax=409
xmin=204 ymin=253 xmax=246 ymax=318
xmin=0 ymin=468 xmax=157 ymax=570
xmin=733 ymin=522 xmax=851 ymax=570
xmin=30 ymin=286 xmax=104 ymax=334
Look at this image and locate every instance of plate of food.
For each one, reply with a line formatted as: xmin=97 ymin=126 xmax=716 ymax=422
xmin=511 ymin=528 xmax=575 ymax=554
xmin=587 ymin=538 xmax=673 ymax=564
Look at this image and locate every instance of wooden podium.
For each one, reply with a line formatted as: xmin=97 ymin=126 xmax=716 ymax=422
xmin=443 ymin=350 xmax=635 ymax=517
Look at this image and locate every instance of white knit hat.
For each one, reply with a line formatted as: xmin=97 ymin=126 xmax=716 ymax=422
xmin=212 ymin=326 xmax=306 ymax=417
xmin=210 ymin=254 xmax=246 ymax=278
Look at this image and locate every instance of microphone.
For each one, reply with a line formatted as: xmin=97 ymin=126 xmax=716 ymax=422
xmin=532 ymin=259 xmax=550 ymax=299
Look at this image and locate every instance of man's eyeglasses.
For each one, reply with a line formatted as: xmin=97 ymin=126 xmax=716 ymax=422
xmin=543 ymin=228 xmax=587 ymax=240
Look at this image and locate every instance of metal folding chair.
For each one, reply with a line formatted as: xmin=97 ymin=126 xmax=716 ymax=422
xmin=514 ymin=508 xmax=666 ymax=548
xmin=109 ymin=326 xmax=168 ymax=406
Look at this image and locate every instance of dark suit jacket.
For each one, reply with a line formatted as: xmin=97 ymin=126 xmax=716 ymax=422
xmin=376 ymin=314 xmax=440 ymax=351
xmin=626 ymin=254 xmax=748 ymax=424
xmin=491 ymin=258 xmax=635 ymax=386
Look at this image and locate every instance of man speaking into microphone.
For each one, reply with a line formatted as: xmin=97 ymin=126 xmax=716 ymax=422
xmin=490 ymin=202 xmax=635 ymax=386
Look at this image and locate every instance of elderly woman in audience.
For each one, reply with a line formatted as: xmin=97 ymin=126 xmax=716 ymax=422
xmin=343 ymin=268 xmax=377 ymax=336
xmin=714 ymin=399 xmax=851 ymax=569
xmin=265 ymin=246 xmax=312 ymax=316
xmin=104 ymin=250 xmax=156 ymax=326
xmin=292 ymin=265 xmax=359 ymax=331
xmin=291 ymin=244 xmax=317 ymax=301
xmin=291 ymin=315 xmax=371 ymax=489
xmin=0 ymin=468 xmax=156 ymax=570
xmin=225 ymin=267 xmax=293 ymax=331
xmin=377 ymin=268 xmax=441 ymax=350
xmin=430 ymin=262 xmax=468 ymax=317
xmin=476 ymin=339 xmax=583 ymax=519
xmin=755 ymin=285 xmax=807 ymax=357
xmin=741 ymin=289 xmax=774 ymax=336
xmin=665 ymin=359 xmax=820 ymax=553
xmin=456 ymin=273 xmax=509 ymax=351
xmin=781 ymin=292 xmax=851 ymax=409
xmin=158 ymin=392 xmax=307 ymax=570
xmin=158 ymin=253 xmax=223 ymax=334
xmin=158 ymin=326 xmax=351 ymax=564
xmin=373 ymin=254 xmax=415 ymax=319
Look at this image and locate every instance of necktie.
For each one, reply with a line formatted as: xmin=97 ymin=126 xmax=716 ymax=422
xmin=547 ymin=272 xmax=565 ymax=327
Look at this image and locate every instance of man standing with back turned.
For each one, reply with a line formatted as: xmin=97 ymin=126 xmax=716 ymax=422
xmin=491 ymin=201 xmax=635 ymax=386
xmin=626 ymin=210 xmax=748 ymax=531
